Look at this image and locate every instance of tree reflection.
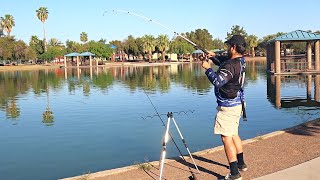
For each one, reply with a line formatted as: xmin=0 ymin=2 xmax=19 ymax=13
xmin=6 ymin=99 xmax=20 ymax=119
xmin=42 ymin=82 xmax=54 ymax=126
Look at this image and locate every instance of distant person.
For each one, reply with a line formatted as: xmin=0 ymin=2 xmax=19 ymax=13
xmin=201 ymin=35 xmax=248 ymax=180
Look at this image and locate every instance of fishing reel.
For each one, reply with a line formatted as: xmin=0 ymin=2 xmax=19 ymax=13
xmin=198 ymin=53 xmax=222 ymax=66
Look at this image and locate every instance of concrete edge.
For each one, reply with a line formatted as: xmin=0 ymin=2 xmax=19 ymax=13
xmin=60 ymin=118 xmax=320 ymax=180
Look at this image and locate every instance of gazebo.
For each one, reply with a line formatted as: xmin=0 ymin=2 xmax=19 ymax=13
xmin=266 ymin=30 xmax=320 ymax=74
xmin=64 ymin=52 xmax=96 ymax=67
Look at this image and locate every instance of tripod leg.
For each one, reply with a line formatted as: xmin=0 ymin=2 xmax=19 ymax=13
xmin=172 ymin=117 xmax=200 ymax=174
xmin=159 ymin=116 xmax=171 ymax=180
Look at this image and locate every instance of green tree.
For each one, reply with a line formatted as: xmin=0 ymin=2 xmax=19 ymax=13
xmin=25 ymin=47 xmax=37 ymax=61
xmin=87 ymin=41 xmax=113 ymax=58
xmin=212 ymin=38 xmax=224 ymax=49
xmin=80 ymin=32 xmax=88 ymax=43
xmin=48 ymin=38 xmax=63 ymax=47
xmin=185 ymin=29 xmax=213 ymax=50
xmin=0 ymin=14 xmax=15 ymax=36
xmin=109 ymin=40 xmax=123 ymax=53
xmin=142 ymin=35 xmax=156 ymax=62
xmin=169 ymin=39 xmax=194 ymax=55
xmin=226 ymin=25 xmax=248 ymax=40
xmin=36 ymin=7 xmax=49 ymax=52
xmin=123 ymin=35 xmax=139 ymax=59
xmin=66 ymin=40 xmax=84 ymax=53
xmin=29 ymin=35 xmax=44 ymax=58
xmin=40 ymin=46 xmax=66 ymax=61
xmin=0 ymin=36 xmax=15 ymax=60
xmin=14 ymin=40 xmax=28 ymax=61
xmin=247 ymin=35 xmax=259 ymax=57
xmin=156 ymin=34 xmax=170 ymax=62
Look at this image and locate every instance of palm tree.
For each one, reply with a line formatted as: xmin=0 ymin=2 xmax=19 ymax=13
xmin=80 ymin=32 xmax=88 ymax=43
xmin=142 ymin=35 xmax=156 ymax=62
xmin=247 ymin=35 xmax=258 ymax=57
xmin=36 ymin=7 xmax=49 ymax=52
xmin=48 ymin=38 xmax=63 ymax=47
xmin=156 ymin=34 xmax=170 ymax=62
xmin=0 ymin=14 xmax=15 ymax=36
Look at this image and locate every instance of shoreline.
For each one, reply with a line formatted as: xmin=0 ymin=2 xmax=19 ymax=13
xmin=61 ymin=118 xmax=320 ymax=180
xmin=0 ymin=57 xmax=266 ymax=72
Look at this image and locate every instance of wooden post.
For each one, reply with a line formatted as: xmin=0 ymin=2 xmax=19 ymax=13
xmin=64 ymin=56 xmax=67 ymax=67
xmin=315 ymin=40 xmax=320 ymax=71
xmin=275 ymin=41 xmax=281 ymax=74
xmin=266 ymin=44 xmax=270 ymax=71
xmin=307 ymin=41 xmax=312 ymax=70
xmin=64 ymin=68 xmax=67 ymax=80
xmin=315 ymin=75 xmax=320 ymax=102
xmin=77 ymin=56 xmax=79 ymax=68
xmin=307 ymin=75 xmax=312 ymax=100
xmin=90 ymin=55 xmax=92 ymax=67
xmin=275 ymin=75 xmax=281 ymax=108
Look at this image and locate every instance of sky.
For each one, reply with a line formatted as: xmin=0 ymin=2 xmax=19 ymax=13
xmin=1 ymin=0 xmax=320 ymax=44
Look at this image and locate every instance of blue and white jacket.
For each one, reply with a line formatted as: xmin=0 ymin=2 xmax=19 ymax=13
xmin=205 ymin=57 xmax=245 ymax=107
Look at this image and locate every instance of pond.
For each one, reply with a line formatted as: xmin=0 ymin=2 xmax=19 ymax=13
xmin=0 ymin=61 xmax=319 ymax=180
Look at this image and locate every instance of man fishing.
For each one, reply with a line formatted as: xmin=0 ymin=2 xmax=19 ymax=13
xmin=201 ymin=35 xmax=248 ymax=180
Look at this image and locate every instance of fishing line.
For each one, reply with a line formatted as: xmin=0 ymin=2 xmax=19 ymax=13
xmin=103 ymin=9 xmax=208 ymax=54
xmin=141 ymin=110 xmax=196 ymax=120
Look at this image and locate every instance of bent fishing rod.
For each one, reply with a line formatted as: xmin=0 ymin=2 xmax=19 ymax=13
xmin=103 ymin=9 xmax=222 ymax=65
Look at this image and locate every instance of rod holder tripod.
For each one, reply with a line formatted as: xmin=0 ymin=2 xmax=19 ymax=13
xmin=159 ymin=112 xmax=200 ymax=180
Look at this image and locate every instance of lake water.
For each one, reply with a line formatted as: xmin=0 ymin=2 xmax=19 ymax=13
xmin=0 ymin=62 xmax=319 ymax=180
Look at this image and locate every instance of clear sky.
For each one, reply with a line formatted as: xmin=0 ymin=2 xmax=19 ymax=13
xmin=1 ymin=0 xmax=320 ymax=44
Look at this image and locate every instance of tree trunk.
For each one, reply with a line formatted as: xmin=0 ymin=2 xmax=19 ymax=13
xmin=148 ymin=51 xmax=152 ymax=63
xmin=162 ymin=51 xmax=165 ymax=62
xmin=43 ymin=22 xmax=47 ymax=52
xmin=251 ymin=47 xmax=255 ymax=57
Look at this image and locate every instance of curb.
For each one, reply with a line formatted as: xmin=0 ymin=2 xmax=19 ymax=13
xmin=60 ymin=118 xmax=319 ymax=180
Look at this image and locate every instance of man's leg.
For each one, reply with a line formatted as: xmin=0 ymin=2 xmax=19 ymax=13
xmin=232 ymin=135 xmax=243 ymax=154
xmin=233 ymin=135 xmax=247 ymax=171
xmin=221 ymin=135 xmax=239 ymax=176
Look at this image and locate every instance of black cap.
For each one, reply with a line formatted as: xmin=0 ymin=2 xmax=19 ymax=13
xmin=225 ymin=35 xmax=246 ymax=47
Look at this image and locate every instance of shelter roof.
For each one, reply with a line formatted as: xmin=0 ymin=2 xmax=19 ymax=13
xmin=270 ymin=30 xmax=320 ymax=42
xmin=79 ymin=52 xmax=95 ymax=56
xmin=192 ymin=49 xmax=204 ymax=54
xmin=65 ymin=52 xmax=81 ymax=57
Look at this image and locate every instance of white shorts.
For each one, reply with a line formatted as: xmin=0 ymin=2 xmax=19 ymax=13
xmin=214 ymin=105 xmax=242 ymax=137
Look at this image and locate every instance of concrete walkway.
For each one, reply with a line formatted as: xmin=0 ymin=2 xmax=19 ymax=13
xmin=62 ymin=118 xmax=320 ymax=180
xmin=254 ymin=157 xmax=320 ymax=180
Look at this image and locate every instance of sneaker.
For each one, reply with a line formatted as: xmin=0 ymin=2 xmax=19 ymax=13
xmin=238 ymin=163 xmax=248 ymax=172
xmin=219 ymin=173 xmax=242 ymax=180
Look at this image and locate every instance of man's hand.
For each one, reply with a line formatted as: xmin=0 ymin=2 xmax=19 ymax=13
xmin=207 ymin=51 xmax=215 ymax=58
xmin=202 ymin=60 xmax=211 ymax=70
xmin=199 ymin=51 xmax=216 ymax=61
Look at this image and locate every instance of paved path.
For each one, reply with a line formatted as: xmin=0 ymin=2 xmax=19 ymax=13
xmin=254 ymin=157 xmax=320 ymax=180
xmin=62 ymin=118 xmax=320 ymax=180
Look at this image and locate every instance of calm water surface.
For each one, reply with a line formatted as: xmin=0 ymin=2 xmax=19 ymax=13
xmin=0 ymin=62 xmax=319 ymax=180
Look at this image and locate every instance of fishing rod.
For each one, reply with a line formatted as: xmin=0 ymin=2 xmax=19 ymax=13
xmin=142 ymin=89 xmax=199 ymax=179
xmin=103 ymin=10 xmax=222 ymax=65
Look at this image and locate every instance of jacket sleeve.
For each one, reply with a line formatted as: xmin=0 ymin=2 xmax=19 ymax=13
xmin=205 ymin=63 xmax=235 ymax=88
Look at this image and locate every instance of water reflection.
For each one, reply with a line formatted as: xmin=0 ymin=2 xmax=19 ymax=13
xmin=0 ymin=64 xmax=212 ymax=123
xmin=2 ymin=61 xmax=319 ymax=122
xmin=2 ymin=61 xmax=320 ymax=180
xmin=267 ymin=74 xmax=320 ymax=121
xmin=42 ymin=83 xmax=54 ymax=126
